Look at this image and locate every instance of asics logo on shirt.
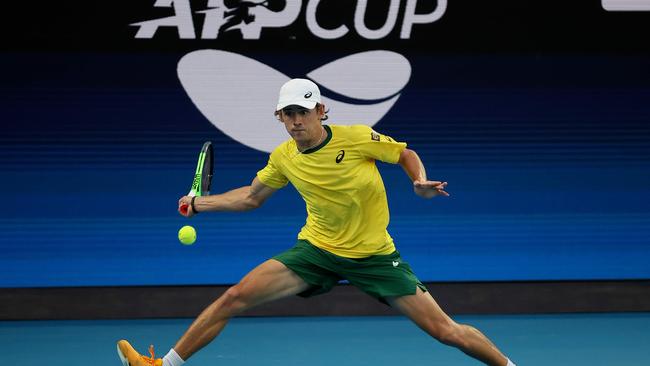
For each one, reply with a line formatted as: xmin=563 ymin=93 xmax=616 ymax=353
xmin=392 ymin=261 xmax=399 ymax=267
xmin=336 ymin=150 xmax=345 ymax=163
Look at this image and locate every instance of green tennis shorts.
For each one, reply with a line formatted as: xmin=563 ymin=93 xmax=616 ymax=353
xmin=272 ymin=239 xmax=426 ymax=304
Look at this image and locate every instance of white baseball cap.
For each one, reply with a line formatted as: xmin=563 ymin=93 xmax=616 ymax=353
xmin=276 ymin=78 xmax=321 ymax=111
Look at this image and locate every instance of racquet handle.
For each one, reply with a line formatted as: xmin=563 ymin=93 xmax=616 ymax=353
xmin=179 ymin=203 xmax=189 ymax=215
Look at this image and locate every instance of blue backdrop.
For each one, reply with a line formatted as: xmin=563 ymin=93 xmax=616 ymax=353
xmin=1 ymin=1 xmax=649 ymax=287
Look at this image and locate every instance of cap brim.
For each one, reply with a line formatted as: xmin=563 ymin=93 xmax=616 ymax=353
xmin=276 ymin=100 xmax=317 ymax=111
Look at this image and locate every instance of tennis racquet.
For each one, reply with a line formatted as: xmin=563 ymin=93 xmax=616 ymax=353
xmin=179 ymin=141 xmax=214 ymax=215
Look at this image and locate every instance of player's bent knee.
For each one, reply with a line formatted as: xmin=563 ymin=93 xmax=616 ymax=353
xmin=220 ymin=285 xmax=250 ymax=315
xmin=434 ymin=323 xmax=469 ymax=349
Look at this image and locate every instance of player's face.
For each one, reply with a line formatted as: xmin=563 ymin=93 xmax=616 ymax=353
xmin=277 ymin=104 xmax=325 ymax=144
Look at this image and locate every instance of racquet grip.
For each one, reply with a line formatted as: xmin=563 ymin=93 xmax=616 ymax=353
xmin=179 ymin=203 xmax=189 ymax=215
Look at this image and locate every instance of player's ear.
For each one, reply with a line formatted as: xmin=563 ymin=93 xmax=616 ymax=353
xmin=274 ymin=110 xmax=283 ymax=123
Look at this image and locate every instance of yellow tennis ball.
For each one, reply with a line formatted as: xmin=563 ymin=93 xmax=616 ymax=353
xmin=178 ymin=225 xmax=197 ymax=245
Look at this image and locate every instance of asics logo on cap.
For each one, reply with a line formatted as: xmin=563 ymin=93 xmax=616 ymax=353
xmin=304 ymin=92 xmax=312 ymax=98
xmin=178 ymin=50 xmax=411 ymax=153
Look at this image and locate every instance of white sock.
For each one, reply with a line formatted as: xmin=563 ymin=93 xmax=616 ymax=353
xmin=162 ymin=348 xmax=185 ymax=366
xmin=506 ymin=358 xmax=517 ymax=366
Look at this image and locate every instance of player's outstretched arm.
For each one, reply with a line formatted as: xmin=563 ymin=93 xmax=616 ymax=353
xmin=178 ymin=177 xmax=277 ymax=216
xmin=398 ymin=148 xmax=449 ymax=199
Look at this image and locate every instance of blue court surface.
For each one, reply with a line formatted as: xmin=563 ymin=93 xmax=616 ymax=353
xmin=2 ymin=313 xmax=649 ymax=366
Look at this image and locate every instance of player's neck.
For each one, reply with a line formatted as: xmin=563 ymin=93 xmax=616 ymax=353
xmin=297 ymin=126 xmax=326 ymax=152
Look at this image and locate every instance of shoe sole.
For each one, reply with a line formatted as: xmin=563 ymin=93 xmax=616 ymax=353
xmin=116 ymin=344 xmax=129 ymax=366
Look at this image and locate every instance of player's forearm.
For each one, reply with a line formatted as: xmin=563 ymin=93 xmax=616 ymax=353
xmin=193 ymin=186 xmax=261 ymax=212
xmin=398 ymin=148 xmax=427 ymax=182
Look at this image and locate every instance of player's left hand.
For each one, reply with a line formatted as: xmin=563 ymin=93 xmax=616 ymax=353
xmin=413 ymin=180 xmax=449 ymax=199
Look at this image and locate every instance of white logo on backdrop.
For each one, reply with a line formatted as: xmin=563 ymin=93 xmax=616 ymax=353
xmin=177 ymin=50 xmax=411 ymax=152
xmin=601 ymin=0 xmax=650 ymax=10
xmin=133 ymin=0 xmax=447 ymax=40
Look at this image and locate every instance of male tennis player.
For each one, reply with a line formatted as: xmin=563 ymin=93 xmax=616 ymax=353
xmin=117 ymin=79 xmax=517 ymax=366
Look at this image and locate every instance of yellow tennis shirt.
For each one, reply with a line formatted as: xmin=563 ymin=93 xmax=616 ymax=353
xmin=257 ymin=124 xmax=407 ymax=258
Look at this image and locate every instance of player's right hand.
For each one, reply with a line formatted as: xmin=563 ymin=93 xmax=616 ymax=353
xmin=413 ymin=180 xmax=449 ymax=199
xmin=178 ymin=196 xmax=195 ymax=217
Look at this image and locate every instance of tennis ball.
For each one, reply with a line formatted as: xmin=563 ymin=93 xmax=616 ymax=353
xmin=178 ymin=225 xmax=197 ymax=245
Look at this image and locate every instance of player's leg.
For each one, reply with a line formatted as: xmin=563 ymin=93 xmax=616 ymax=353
xmin=173 ymin=259 xmax=309 ymax=358
xmin=387 ymin=288 xmax=510 ymax=366
xmin=118 ymin=259 xmax=309 ymax=366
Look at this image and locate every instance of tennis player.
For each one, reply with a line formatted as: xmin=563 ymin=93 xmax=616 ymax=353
xmin=117 ymin=79 xmax=517 ymax=366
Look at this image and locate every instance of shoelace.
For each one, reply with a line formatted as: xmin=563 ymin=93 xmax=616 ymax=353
xmin=139 ymin=345 xmax=156 ymax=365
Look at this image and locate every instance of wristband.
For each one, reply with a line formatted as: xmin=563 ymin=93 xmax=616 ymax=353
xmin=191 ymin=196 xmax=199 ymax=214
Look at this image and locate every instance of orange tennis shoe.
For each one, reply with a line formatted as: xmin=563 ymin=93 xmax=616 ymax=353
xmin=117 ymin=340 xmax=163 ymax=366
